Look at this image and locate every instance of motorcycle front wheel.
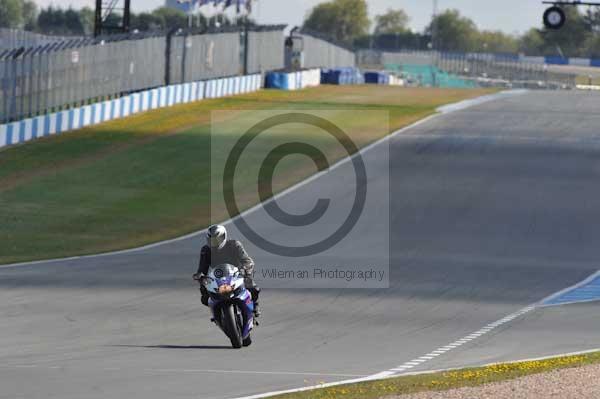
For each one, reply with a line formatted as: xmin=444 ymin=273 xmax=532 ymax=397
xmin=243 ymin=335 xmax=252 ymax=347
xmin=223 ymin=304 xmax=243 ymax=349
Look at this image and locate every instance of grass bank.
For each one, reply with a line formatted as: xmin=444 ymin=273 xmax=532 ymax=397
xmin=267 ymin=350 xmax=600 ymax=399
xmin=0 ymin=86 xmax=494 ymax=264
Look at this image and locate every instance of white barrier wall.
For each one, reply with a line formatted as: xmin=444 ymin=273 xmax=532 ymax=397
xmin=570 ymin=57 xmax=592 ymax=67
xmin=519 ymin=56 xmax=546 ymax=65
xmin=388 ymin=76 xmax=405 ymax=86
xmin=300 ymin=69 xmax=322 ymax=89
xmin=266 ymin=68 xmax=321 ymax=90
xmin=0 ymin=73 xmax=263 ymax=150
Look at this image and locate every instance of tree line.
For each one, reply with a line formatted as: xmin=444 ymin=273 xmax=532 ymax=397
xmin=0 ymin=0 xmax=242 ymax=36
xmin=303 ymin=0 xmax=600 ymax=57
xmin=2 ymin=0 xmax=600 ymax=56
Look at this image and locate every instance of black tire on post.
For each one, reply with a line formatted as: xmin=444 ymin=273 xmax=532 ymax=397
xmin=544 ymin=6 xmax=566 ymax=30
xmin=223 ymin=304 xmax=243 ymax=349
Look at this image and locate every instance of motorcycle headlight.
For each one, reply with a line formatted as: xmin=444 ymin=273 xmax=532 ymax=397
xmin=218 ymin=284 xmax=233 ymax=295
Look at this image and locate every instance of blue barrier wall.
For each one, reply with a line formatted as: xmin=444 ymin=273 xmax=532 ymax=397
xmin=544 ymin=55 xmax=569 ymax=65
xmin=364 ymin=71 xmax=390 ymax=85
xmin=0 ymin=74 xmax=262 ymax=149
xmin=265 ymin=73 xmax=290 ymax=89
xmin=321 ymin=68 xmax=364 ymax=85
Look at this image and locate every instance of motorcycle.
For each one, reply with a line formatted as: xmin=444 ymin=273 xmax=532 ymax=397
xmin=200 ymin=263 xmax=255 ymax=348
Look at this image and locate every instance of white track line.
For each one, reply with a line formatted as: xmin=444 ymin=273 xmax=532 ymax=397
xmin=0 ymin=364 xmax=366 ymax=378
xmin=138 ymin=369 xmax=366 ymax=377
xmin=231 ymin=304 xmax=538 ymax=399
xmin=369 ymin=304 xmax=537 ymax=380
xmin=0 ymin=90 xmax=527 ymax=270
xmin=233 ymin=268 xmax=600 ymax=399
xmin=539 ymin=270 xmax=600 ymax=307
xmin=10 ymin=346 xmax=600 ymax=384
xmin=436 ymin=89 xmax=528 ymax=114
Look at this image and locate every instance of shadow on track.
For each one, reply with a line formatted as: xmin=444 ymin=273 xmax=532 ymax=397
xmin=111 ymin=344 xmax=233 ymax=350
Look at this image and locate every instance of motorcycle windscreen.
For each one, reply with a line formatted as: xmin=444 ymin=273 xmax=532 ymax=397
xmin=209 ymin=263 xmax=238 ymax=279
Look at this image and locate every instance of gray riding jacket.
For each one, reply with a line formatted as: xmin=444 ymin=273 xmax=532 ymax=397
xmin=196 ymin=240 xmax=255 ymax=281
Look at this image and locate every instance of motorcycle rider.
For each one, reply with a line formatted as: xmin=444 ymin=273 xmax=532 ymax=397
xmin=193 ymin=224 xmax=261 ymax=317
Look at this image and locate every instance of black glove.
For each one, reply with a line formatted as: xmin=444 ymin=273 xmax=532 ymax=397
xmin=200 ymin=295 xmax=209 ymax=306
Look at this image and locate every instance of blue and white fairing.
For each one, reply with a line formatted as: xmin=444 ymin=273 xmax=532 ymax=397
xmin=204 ymin=264 xmax=254 ymax=338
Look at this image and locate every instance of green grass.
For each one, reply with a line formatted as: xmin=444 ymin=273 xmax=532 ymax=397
xmin=575 ymin=74 xmax=600 ymax=86
xmin=268 ymin=351 xmax=600 ymax=399
xmin=0 ymin=85 xmax=495 ymax=264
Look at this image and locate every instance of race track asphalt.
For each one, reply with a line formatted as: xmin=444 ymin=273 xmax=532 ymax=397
xmin=2 ymin=91 xmax=600 ymax=399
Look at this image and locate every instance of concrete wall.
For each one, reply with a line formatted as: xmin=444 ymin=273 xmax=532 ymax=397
xmin=298 ymin=33 xmax=355 ymax=69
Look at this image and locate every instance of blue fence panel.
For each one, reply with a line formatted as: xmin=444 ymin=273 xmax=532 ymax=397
xmin=545 ymin=55 xmax=569 ymax=65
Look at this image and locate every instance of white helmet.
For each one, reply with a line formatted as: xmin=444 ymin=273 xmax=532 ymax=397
xmin=207 ymin=224 xmax=227 ymax=249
